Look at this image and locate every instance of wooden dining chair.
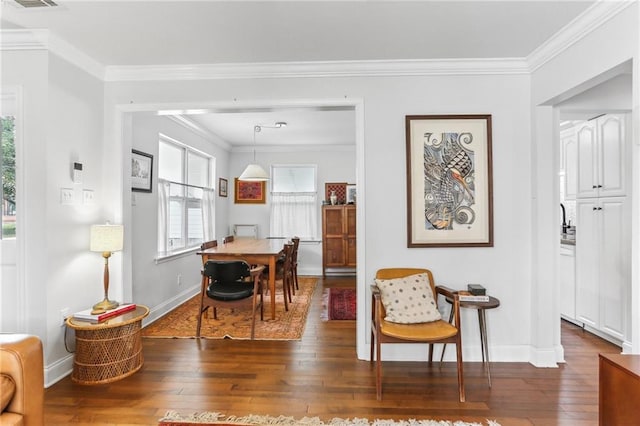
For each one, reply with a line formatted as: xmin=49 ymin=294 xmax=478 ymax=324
xmin=370 ymin=267 xmax=464 ymax=402
xmin=196 ymin=260 xmax=264 ymax=339
xmin=262 ymin=243 xmax=294 ymax=311
xmin=291 ymin=237 xmax=300 ymax=293
xmin=223 ymin=235 xmax=234 ymax=244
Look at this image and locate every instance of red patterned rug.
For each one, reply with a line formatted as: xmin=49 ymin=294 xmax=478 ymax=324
xmin=321 ymin=288 xmax=356 ymax=320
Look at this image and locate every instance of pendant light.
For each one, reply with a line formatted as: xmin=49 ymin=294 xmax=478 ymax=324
xmin=239 ymin=122 xmax=286 ymax=181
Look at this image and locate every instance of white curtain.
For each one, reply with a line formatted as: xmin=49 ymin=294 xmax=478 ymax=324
xmin=157 ymin=179 xmax=170 ymax=254
xmin=202 ymin=188 xmax=216 ymax=241
xmin=269 ymin=192 xmax=317 ymax=239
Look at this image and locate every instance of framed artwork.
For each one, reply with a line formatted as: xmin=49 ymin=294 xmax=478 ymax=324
xmin=405 ymin=115 xmax=493 ymax=247
xmin=234 ymin=178 xmax=266 ymax=204
xmin=325 ymin=182 xmax=347 ymax=204
xmin=131 ymin=149 xmax=153 ymax=193
xmin=219 ymin=178 xmax=228 ymax=197
xmin=346 ymin=184 xmax=357 ymax=204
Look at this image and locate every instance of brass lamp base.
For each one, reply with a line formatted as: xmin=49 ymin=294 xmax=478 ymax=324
xmin=92 ymin=298 xmax=119 ymax=313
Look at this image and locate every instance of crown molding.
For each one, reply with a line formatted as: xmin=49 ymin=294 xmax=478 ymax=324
xmin=527 ymin=0 xmax=635 ymax=72
xmin=104 ymin=58 xmax=530 ymax=82
xmin=166 ymin=115 xmax=232 ymax=151
xmin=232 ymin=144 xmax=355 ymax=154
xmin=0 ymin=29 xmax=48 ymax=50
xmin=1 ymin=29 xmax=105 ymax=79
xmin=47 ymin=33 xmax=105 ymax=80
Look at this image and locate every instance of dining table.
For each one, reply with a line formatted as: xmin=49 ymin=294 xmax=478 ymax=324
xmin=197 ymin=238 xmax=285 ymax=320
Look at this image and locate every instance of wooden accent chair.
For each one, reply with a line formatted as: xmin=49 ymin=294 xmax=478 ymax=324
xmin=370 ymin=267 xmax=464 ymax=402
xmin=196 ymin=260 xmax=264 ymax=339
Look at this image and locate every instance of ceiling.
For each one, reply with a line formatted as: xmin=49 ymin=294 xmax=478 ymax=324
xmin=1 ymin=0 xmax=597 ymax=147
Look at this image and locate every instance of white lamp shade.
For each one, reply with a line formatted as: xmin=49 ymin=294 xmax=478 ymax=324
xmin=238 ymin=164 xmax=269 ymax=181
xmin=90 ymin=224 xmax=124 ymax=252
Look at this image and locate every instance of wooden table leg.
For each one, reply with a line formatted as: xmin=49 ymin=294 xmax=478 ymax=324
xmin=269 ymin=255 xmax=276 ymax=320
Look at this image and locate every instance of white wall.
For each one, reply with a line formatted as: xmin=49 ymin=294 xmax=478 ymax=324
xmin=129 ymin=113 xmax=231 ymax=323
xmin=530 ymin=2 xmax=639 ymax=357
xmin=1 ymin=46 xmax=106 ymax=384
xmin=104 ymin=72 xmax=534 ymax=364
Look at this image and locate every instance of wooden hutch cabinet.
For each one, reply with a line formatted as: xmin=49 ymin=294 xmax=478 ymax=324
xmin=322 ymin=205 xmax=356 ymax=276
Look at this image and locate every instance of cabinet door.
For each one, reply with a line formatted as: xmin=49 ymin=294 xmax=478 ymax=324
xmin=345 ymin=206 xmax=357 ymax=267
xmin=576 ymin=122 xmax=598 ymax=198
xmin=598 ymin=114 xmax=626 ymax=197
xmin=559 ymin=245 xmax=576 ymax=320
xmin=599 ymin=198 xmax=627 ymax=340
xmin=575 ymin=199 xmax=599 ymax=327
xmin=323 ymin=207 xmax=346 ymax=267
xmin=563 ymin=134 xmax=578 ymax=200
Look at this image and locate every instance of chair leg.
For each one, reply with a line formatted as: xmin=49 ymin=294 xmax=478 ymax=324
xmin=376 ymin=332 xmax=383 ymax=400
xmin=456 ymin=339 xmax=465 ymax=402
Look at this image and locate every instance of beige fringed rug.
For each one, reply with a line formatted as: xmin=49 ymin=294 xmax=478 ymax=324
xmin=158 ymin=411 xmax=501 ymax=426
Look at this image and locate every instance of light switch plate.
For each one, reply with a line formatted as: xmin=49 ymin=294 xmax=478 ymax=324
xmin=60 ymin=188 xmax=74 ymax=204
xmin=83 ymin=189 xmax=94 ymax=205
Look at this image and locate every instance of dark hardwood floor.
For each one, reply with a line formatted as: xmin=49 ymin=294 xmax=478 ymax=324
xmin=45 ymin=276 xmax=619 ymax=425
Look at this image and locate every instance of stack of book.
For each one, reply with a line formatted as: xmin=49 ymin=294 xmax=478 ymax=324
xmin=458 ymin=292 xmax=490 ymax=302
xmin=458 ymin=285 xmax=490 ymax=302
xmin=72 ymin=303 xmax=136 ymax=323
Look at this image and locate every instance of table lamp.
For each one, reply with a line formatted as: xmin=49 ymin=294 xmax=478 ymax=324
xmin=90 ymin=223 xmax=124 ymax=312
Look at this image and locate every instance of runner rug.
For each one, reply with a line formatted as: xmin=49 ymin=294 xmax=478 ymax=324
xmin=142 ymin=277 xmax=317 ymax=340
xmin=158 ymin=411 xmax=501 ymax=426
xmin=321 ymin=287 xmax=356 ymax=320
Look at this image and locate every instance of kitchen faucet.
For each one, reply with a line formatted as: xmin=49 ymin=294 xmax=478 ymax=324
xmin=560 ymin=203 xmax=568 ymax=234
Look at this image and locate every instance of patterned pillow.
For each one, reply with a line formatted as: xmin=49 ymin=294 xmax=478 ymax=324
xmin=375 ymin=272 xmax=441 ymax=324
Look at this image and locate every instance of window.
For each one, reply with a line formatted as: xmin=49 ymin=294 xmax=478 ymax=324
xmin=1 ymin=116 xmax=16 ymax=240
xmin=157 ymin=135 xmax=215 ymax=256
xmin=269 ymin=165 xmax=317 ymax=240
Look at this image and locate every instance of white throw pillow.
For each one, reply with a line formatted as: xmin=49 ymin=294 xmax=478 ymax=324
xmin=375 ymin=272 xmax=442 ymax=324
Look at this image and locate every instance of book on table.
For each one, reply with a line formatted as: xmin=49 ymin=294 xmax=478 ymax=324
xmin=72 ymin=303 xmax=136 ymax=323
xmin=457 ymin=291 xmax=490 ymax=302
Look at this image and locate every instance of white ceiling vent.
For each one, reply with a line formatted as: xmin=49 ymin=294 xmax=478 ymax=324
xmin=14 ymin=0 xmax=57 ymax=8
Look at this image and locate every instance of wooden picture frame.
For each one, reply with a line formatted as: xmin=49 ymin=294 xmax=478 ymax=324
xmin=325 ymin=182 xmax=347 ymax=204
xmin=131 ymin=149 xmax=153 ymax=193
xmin=234 ymin=178 xmax=266 ymax=204
xmin=219 ymin=178 xmax=228 ymax=197
xmin=405 ymin=114 xmax=493 ymax=247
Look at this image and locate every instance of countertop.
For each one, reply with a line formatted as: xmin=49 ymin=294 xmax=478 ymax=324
xmin=561 ymin=233 xmax=575 ymax=246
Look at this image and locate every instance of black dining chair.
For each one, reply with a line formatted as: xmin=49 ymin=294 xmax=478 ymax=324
xmin=196 ymin=260 xmax=264 ymax=339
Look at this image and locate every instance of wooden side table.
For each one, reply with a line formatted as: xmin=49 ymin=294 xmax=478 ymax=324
xmin=66 ymin=305 xmax=149 ymax=385
xmin=442 ymin=296 xmax=500 ymax=387
xmin=599 ymin=353 xmax=640 ymax=425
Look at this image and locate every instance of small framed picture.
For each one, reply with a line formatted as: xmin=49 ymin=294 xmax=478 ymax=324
xmin=219 ymin=178 xmax=228 ymax=197
xmin=346 ymin=184 xmax=357 ymax=204
xmin=234 ymin=178 xmax=266 ymax=204
xmin=131 ymin=149 xmax=153 ymax=193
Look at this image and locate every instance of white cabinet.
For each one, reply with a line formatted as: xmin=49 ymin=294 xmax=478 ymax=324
xmin=576 ymin=114 xmax=626 ymax=198
xmin=559 ymin=244 xmax=576 ymax=320
xmin=575 ymin=197 xmax=629 ymax=341
xmin=561 ymin=129 xmax=577 ymax=200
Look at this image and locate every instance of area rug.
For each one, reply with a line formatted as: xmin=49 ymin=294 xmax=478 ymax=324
xmin=142 ymin=277 xmax=317 ymax=340
xmin=321 ymin=288 xmax=356 ymax=320
xmin=158 ymin=411 xmax=501 ymax=426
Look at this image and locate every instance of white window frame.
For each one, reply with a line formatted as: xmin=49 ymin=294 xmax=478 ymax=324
xmin=157 ymin=134 xmax=214 ymax=258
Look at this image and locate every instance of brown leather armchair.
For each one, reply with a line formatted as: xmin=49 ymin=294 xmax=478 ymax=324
xmin=0 ymin=334 xmax=44 ymax=426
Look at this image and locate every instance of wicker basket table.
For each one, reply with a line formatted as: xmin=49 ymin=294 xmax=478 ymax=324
xmin=66 ymin=305 xmax=149 ymax=385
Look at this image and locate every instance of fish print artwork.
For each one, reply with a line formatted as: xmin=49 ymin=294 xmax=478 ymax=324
xmin=423 ymin=132 xmax=476 ymax=230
